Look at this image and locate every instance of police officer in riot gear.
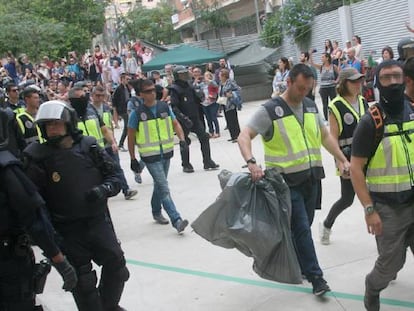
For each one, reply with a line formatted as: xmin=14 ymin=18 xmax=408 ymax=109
xmin=397 ymin=37 xmax=414 ymax=61
xmin=0 ymin=108 xmax=77 ymax=311
xmin=23 ymin=101 xmax=129 ymax=311
xmin=170 ymin=65 xmax=219 ymax=172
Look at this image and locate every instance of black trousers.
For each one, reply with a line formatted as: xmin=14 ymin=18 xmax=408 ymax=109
xmin=0 ymin=245 xmax=36 ymax=311
xmin=55 ymin=214 xmax=128 ymax=311
xmin=319 ymin=86 xmax=336 ymax=121
xmin=118 ymin=112 xmax=129 ymax=148
xmin=224 ymin=108 xmax=240 ymax=140
xmin=180 ymin=116 xmax=213 ymax=166
xmin=323 ymin=177 xmax=355 ymax=229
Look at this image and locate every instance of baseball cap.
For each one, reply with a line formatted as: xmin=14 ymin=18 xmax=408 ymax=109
xmin=338 ymin=68 xmax=364 ymax=83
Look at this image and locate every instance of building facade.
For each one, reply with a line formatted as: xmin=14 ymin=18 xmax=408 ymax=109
xmin=171 ymin=0 xmax=283 ymax=42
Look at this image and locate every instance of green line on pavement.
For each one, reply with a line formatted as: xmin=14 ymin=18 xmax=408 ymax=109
xmin=126 ymin=259 xmax=414 ymax=309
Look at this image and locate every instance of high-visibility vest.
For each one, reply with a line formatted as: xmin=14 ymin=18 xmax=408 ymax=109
xmin=15 ymin=111 xmax=44 ymax=144
xmin=328 ymin=95 xmax=367 ymax=148
xmin=262 ymin=97 xmax=325 ymax=186
xmin=77 ymin=107 xmax=104 ymax=147
xmin=366 ymin=107 xmax=414 ymax=204
xmin=134 ymin=101 xmax=174 ymax=163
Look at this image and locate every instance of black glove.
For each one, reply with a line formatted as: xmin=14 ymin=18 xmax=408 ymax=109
xmin=52 ymin=257 xmax=78 ymax=291
xmin=130 ymin=158 xmax=142 ymax=173
xmin=182 ymin=115 xmax=193 ymax=129
xmin=85 ymin=184 xmax=110 ymax=202
xmin=179 ymin=140 xmax=189 ymax=153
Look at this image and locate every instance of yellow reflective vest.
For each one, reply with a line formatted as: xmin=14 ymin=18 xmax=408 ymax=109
xmin=77 ymin=107 xmax=104 ymax=147
xmin=134 ymin=101 xmax=174 ymax=163
xmin=328 ymin=95 xmax=367 ymax=148
xmin=16 ymin=111 xmax=44 ymax=144
xmin=366 ymin=106 xmax=414 ymax=204
xmin=262 ymin=97 xmax=324 ymax=186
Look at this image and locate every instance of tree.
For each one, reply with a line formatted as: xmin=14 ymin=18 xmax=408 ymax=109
xmin=260 ymin=0 xmax=314 ymax=48
xmin=122 ymin=3 xmax=180 ymax=45
xmin=197 ymin=0 xmax=230 ymax=51
xmin=0 ymin=0 xmax=106 ymax=61
xmin=261 ymin=11 xmax=283 ymax=48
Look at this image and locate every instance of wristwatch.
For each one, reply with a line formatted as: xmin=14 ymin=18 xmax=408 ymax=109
xmin=364 ymin=204 xmax=376 ymax=216
xmin=246 ymin=157 xmax=257 ymax=165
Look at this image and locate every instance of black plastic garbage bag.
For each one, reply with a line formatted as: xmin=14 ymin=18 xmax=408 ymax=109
xmin=191 ymin=168 xmax=302 ymax=284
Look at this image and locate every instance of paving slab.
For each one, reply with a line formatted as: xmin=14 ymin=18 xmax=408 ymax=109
xmin=36 ymin=98 xmax=414 ymax=311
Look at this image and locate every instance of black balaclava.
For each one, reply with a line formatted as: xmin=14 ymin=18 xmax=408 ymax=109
xmin=375 ymin=60 xmax=405 ymax=117
xmin=69 ymin=94 xmax=89 ymax=119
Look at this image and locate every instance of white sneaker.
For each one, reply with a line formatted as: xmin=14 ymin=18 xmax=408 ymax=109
xmin=319 ymin=222 xmax=331 ymax=245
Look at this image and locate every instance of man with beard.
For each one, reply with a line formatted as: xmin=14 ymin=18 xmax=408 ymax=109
xmin=350 ymin=60 xmax=414 ymax=311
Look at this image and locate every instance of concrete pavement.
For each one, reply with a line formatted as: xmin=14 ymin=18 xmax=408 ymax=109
xmin=36 ymin=98 xmax=414 ymax=311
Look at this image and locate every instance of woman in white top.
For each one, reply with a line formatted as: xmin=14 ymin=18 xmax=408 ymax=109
xmin=272 ymin=57 xmax=290 ymax=97
xmin=352 ymin=35 xmax=363 ymax=59
xmin=125 ymin=51 xmax=139 ymax=76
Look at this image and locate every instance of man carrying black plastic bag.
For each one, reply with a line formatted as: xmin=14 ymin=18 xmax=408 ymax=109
xmin=191 ymin=168 xmax=302 ymax=285
xmin=237 ymin=64 xmax=350 ymax=296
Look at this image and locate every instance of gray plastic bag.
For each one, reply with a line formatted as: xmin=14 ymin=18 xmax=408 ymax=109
xmin=191 ymin=169 xmax=302 ymax=284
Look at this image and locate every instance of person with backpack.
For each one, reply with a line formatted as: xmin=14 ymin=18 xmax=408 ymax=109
xmin=350 ymin=60 xmax=414 ymax=311
xmin=319 ymin=68 xmax=367 ymax=245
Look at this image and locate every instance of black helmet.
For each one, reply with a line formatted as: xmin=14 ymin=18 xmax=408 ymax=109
xmin=35 ymin=100 xmax=78 ymax=143
xmin=173 ymin=65 xmax=189 ymax=82
xmin=397 ymin=37 xmax=414 ymax=61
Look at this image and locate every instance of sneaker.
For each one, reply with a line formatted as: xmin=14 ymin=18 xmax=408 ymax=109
xmin=119 ymin=146 xmax=128 ymax=152
xmin=183 ymin=163 xmax=194 ymax=173
xmin=319 ymin=222 xmax=331 ymax=245
xmin=204 ymin=160 xmax=219 ymax=170
xmin=175 ymin=219 xmax=189 ymax=234
xmin=124 ymin=189 xmax=138 ymax=200
xmin=153 ymin=214 xmax=169 ymax=225
xmin=134 ymin=172 xmax=142 ymax=184
xmin=311 ymin=276 xmax=331 ymax=296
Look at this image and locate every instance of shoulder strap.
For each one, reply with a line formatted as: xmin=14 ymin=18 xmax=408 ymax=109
xmin=368 ymin=104 xmax=385 ymax=160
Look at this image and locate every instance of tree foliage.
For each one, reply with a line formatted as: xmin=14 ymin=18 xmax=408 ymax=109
xmin=0 ymin=0 xmax=106 ymax=61
xmin=197 ymin=0 xmax=230 ymax=31
xmin=122 ymin=3 xmax=180 ymax=45
xmin=261 ymin=0 xmax=365 ymax=48
xmin=261 ymin=11 xmax=283 ymax=47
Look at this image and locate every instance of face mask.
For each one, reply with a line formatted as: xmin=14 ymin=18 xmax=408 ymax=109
xmin=69 ymin=96 xmax=89 ymax=118
xmin=378 ymin=83 xmax=405 ymax=117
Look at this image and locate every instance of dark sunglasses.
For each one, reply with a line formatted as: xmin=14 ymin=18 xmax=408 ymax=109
xmin=141 ymin=88 xmax=156 ymax=94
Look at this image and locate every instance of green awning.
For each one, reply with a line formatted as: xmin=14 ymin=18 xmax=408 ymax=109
xmin=142 ymin=44 xmax=226 ymax=71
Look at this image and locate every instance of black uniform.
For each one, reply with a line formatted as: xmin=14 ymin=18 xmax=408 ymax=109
xmin=170 ymin=80 xmax=216 ymax=168
xmin=24 ymin=135 xmax=128 ymax=311
xmin=0 ymin=144 xmax=60 ymax=310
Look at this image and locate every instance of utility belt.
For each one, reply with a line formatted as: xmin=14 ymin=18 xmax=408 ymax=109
xmin=0 ymin=233 xmax=31 ymax=260
xmin=0 ymin=234 xmax=51 ymax=296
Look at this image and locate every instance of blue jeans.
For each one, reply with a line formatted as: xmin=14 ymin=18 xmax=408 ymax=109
xmin=290 ymin=181 xmax=323 ymax=280
xmin=202 ymin=103 xmax=220 ymax=135
xmin=145 ymin=158 xmax=181 ymax=226
xmin=105 ymin=147 xmax=129 ymax=194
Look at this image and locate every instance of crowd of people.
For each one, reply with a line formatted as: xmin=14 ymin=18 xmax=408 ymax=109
xmin=0 ymin=36 xmax=245 ymax=309
xmin=1 ymin=31 xmax=414 ymax=311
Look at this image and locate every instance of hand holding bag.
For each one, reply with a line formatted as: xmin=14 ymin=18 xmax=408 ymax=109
xmin=216 ymin=96 xmax=227 ymax=106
